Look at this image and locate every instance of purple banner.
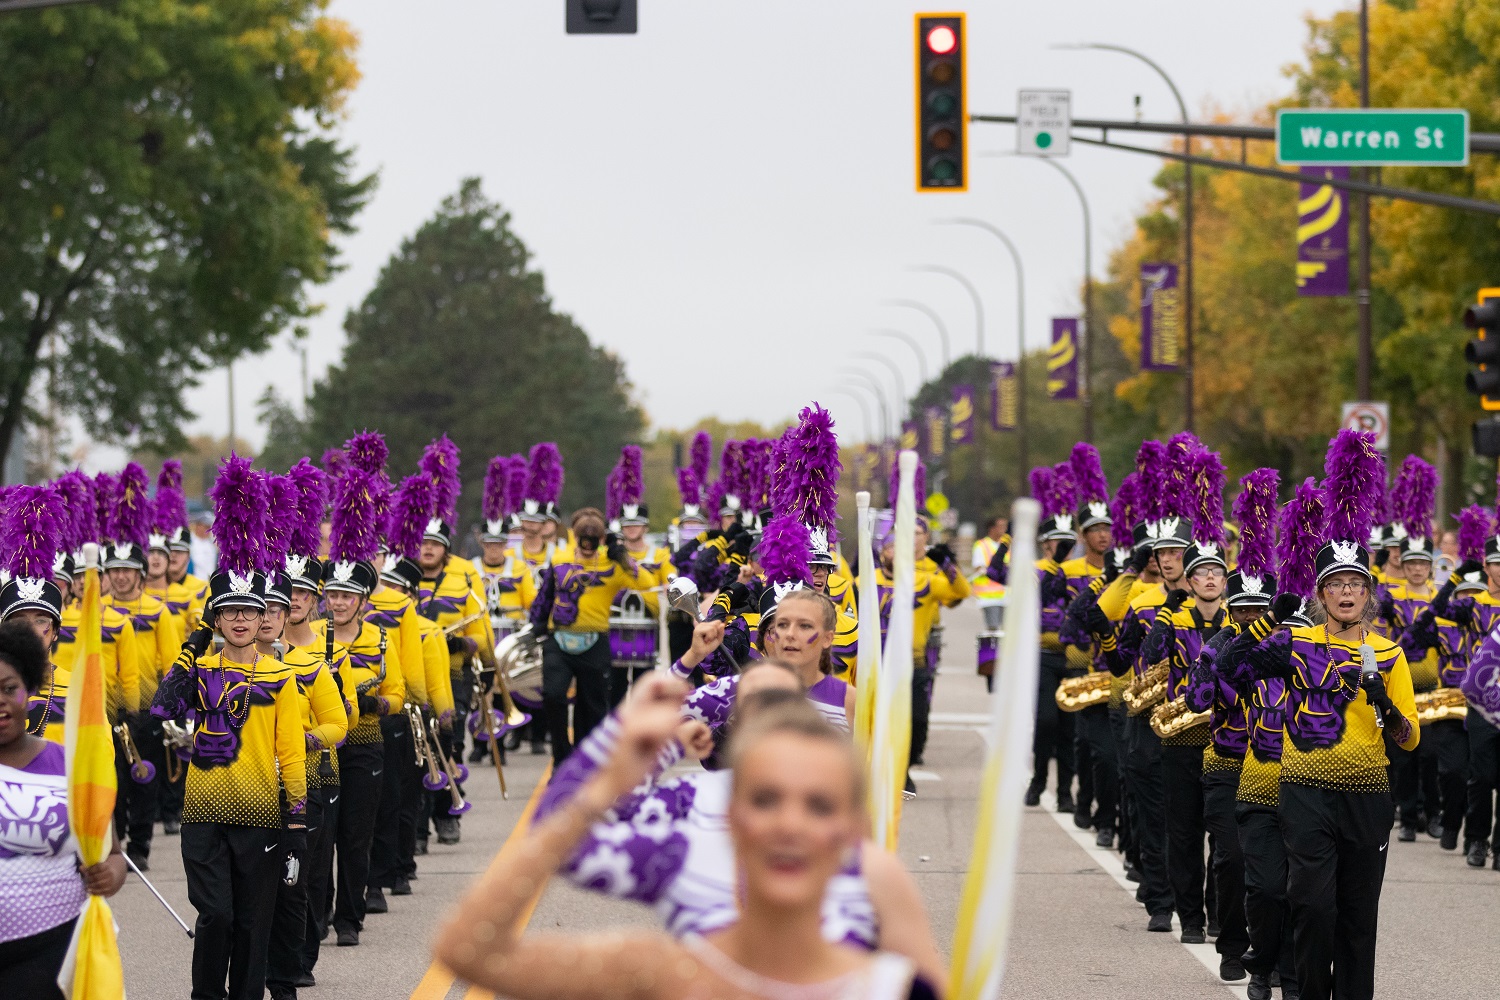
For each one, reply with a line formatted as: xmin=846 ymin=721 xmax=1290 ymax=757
xmin=1048 ymin=318 xmax=1079 ymax=399
xmin=1298 ymin=166 xmax=1349 ymax=297
xmin=900 ymin=420 xmax=921 ymax=454
xmin=1140 ymin=263 xmax=1181 ymax=372
xmin=925 ymin=406 xmax=946 ymax=459
xmin=990 ymin=361 xmax=1017 ymax=431
xmin=949 ymin=384 xmax=975 ymax=445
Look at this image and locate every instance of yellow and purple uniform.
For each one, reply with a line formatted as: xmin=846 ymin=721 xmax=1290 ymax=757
xmin=105 ymin=592 xmax=183 ymax=708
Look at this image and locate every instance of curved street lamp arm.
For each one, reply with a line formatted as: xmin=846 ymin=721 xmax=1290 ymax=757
xmin=908 ymin=265 xmax=984 ymax=358
xmin=882 ymin=299 xmax=951 ymax=368
xmin=868 ymin=329 xmax=930 ymax=386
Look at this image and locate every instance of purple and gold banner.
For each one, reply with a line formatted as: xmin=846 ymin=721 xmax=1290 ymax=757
xmin=1140 ymin=263 xmax=1181 ymax=372
xmin=989 ymin=361 xmax=1017 ymax=432
xmin=900 ymin=420 xmax=921 ymax=454
xmin=1048 ymin=318 xmax=1079 ymax=399
xmin=1298 ymin=166 xmax=1349 ymax=297
xmin=949 ymin=384 xmax=975 ymax=445
xmin=925 ymin=406 xmax=946 ymax=459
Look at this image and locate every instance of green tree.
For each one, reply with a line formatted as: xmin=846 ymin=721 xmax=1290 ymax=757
xmin=0 ymin=0 xmax=371 ymax=468
xmin=291 ymin=178 xmax=646 ymax=524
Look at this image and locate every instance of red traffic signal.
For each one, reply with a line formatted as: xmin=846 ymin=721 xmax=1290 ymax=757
xmin=915 ymin=14 xmax=967 ymax=192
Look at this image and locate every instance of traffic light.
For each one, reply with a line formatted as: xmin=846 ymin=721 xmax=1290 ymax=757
xmin=566 ymin=0 xmax=636 ymax=34
xmin=915 ymin=13 xmax=966 ymax=192
xmin=1463 ymin=287 xmax=1500 ymax=409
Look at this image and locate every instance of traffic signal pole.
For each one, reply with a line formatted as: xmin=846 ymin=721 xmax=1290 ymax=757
xmin=1357 ymin=0 xmax=1373 ymax=401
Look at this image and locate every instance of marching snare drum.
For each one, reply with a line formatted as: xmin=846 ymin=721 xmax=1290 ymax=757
xmin=976 ymin=630 xmax=1002 ymax=678
xmin=608 ymin=591 xmax=658 ymax=671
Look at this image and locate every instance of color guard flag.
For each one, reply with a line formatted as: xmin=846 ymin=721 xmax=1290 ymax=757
xmin=1047 ymin=319 xmax=1079 ymax=399
xmin=870 ymin=452 xmax=918 ymax=850
xmin=57 ymin=551 xmax=126 ymax=999
xmin=853 ymin=491 xmax=881 ymax=759
xmin=949 ymin=499 xmax=1041 ymax=1000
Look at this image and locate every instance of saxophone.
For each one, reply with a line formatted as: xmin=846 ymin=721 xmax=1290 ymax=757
xmin=1414 ymin=687 xmax=1467 ymax=724
xmin=1124 ymin=661 xmax=1169 ymax=717
xmin=1055 ymin=671 xmax=1112 ymax=712
xmin=1149 ymin=695 xmax=1211 ymax=739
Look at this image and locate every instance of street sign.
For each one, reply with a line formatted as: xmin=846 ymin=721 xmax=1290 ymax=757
xmin=1341 ymin=401 xmax=1391 ymax=450
xmin=1276 ymin=109 xmax=1468 ymax=166
xmin=566 ymin=0 xmax=636 ymax=34
xmin=1017 ymin=90 xmax=1070 ymax=157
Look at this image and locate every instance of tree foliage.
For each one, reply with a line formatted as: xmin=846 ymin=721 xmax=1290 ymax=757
xmin=276 ymin=178 xmax=646 ymax=525
xmin=0 ymin=0 xmax=371 ymax=467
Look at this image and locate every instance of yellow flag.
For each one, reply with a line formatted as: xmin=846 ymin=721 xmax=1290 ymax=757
xmin=869 ymin=451 xmax=917 ymax=850
xmin=853 ymin=491 xmax=879 ymax=762
xmin=949 ymin=499 xmax=1042 ymax=1000
xmin=58 ymin=559 xmax=125 ymax=998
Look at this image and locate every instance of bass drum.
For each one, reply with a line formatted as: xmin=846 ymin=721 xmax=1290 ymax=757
xmin=495 ymin=624 xmax=546 ymax=711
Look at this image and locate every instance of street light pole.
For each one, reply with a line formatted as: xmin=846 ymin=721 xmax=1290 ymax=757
xmin=852 ymin=352 xmax=909 ymax=409
xmin=883 ymin=300 xmax=951 ymax=368
xmin=938 ymin=218 xmax=1028 ymax=484
xmin=837 ymin=372 xmax=892 ymax=442
xmin=1356 ymin=0 xmax=1373 ymax=400
xmin=868 ymin=329 xmax=931 ymax=386
xmin=909 ymin=265 xmax=985 ymax=358
xmin=829 ymin=389 xmax=876 ymax=444
xmin=1056 ymin=42 xmax=1193 ymax=432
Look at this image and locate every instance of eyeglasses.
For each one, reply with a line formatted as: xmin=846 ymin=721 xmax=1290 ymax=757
xmin=1191 ymin=567 xmax=1226 ymax=580
xmin=1324 ymin=581 xmax=1368 ymax=595
xmin=218 ymin=606 xmax=264 ymax=621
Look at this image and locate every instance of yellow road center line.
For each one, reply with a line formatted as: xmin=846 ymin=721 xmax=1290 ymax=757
xmin=408 ymin=761 xmax=554 ymax=1000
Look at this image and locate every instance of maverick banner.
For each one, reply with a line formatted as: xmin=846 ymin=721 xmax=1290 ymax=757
xmin=1297 ymin=165 xmax=1350 ymax=296
xmin=925 ymin=406 xmax=946 ymax=459
xmin=989 ymin=361 xmax=1018 ymax=431
xmin=1140 ymin=263 xmax=1181 ymax=372
xmin=1048 ymin=318 xmax=1079 ymax=399
xmin=900 ymin=420 xmax=921 ymax=454
xmin=950 ymin=384 xmax=975 ymax=445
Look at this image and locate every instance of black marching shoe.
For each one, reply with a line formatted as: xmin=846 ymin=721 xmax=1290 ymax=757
xmin=1124 ymin=863 xmax=1141 ymax=884
xmin=530 ymin=740 xmax=548 ymax=755
xmin=162 ymin=815 xmax=181 ymax=836
xmin=415 ymin=837 xmax=428 ymax=856
xmin=436 ymin=816 xmax=461 ymax=845
xmin=1281 ymin=975 xmax=1301 ymax=1000
xmin=1441 ymin=827 xmax=1459 ymax=851
xmin=1024 ymin=782 xmax=1043 ymax=807
xmin=1095 ymin=827 xmax=1114 ymax=849
xmin=1147 ymin=912 xmax=1173 ymax=932
xmin=1180 ymin=925 xmax=1206 ymax=945
xmin=1245 ymin=973 xmax=1272 ymax=1000
xmin=365 ymin=887 xmax=388 ymax=914
xmin=269 ymin=985 xmax=297 ymax=1000
xmin=336 ymin=928 xmax=359 ymax=947
xmin=1427 ymin=818 xmax=1443 ymax=839
xmin=1219 ymin=957 xmax=1246 ymax=982
xmin=468 ymin=745 xmax=488 ymax=764
xmin=1466 ymin=840 xmax=1488 ymax=867
xmin=292 ymin=972 xmax=315 ymax=988
xmin=1493 ymin=849 xmax=1500 ymax=871
xmin=1073 ymin=802 xmax=1092 ymax=829
xmin=125 ymin=845 xmax=149 ymax=872
xmin=391 ymin=876 xmax=412 ymax=896
xmin=1056 ymin=789 xmax=1075 ymax=815
xmin=1207 ymin=916 xmax=1221 ymax=938
xmin=1398 ymin=823 xmax=1417 ymax=842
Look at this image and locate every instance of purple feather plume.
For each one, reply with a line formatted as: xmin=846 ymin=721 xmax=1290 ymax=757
xmin=320 ymin=447 xmax=347 ymax=480
xmin=1321 ymin=429 xmax=1385 ymax=546
xmin=1393 ymin=455 xmax=1436 ymax=538
xmin=778 ymin=404 xmax=841 ymax=537
xmin=157 ymin=459 xmax=183 ymax=494
xmin=718 ymin=441 xmax=746 ymax=504
xmin=483 ymin=457 xmax=508 ymax=523
xmin=1048 ymin=463 xmax=1078 ymax=519
xmin=286 ymin=458 xmax=329 ymax=558
xmin=1457 ymin=505 xmax=1490 ymax=563
xmin=1161 ymin=433 xmax=1201 ymax=520
xmin=618 ymin=445 xmax=645 ymax=508
xmin=505 ymin=454 xmax=527 ymax=518
xmin=2 ymin=485 xmax=63 ymax=579
xmin=263 ymin=474 xmax=300 ymax=571
xmin=114 ymin=462 xmax=152 ymax=548
xmin=690 ymin=432 xmax=712 ymax=485
xmin=329 ymin=468 xmax=382 ymax=564
xmin=1029 ymin=467 xmax=1056 ymax=513
xmin=53 ymin=471 xmax=95 ymax=553
xmin=1069 ymin=442 xmax=1109 ymax=506
xmin=1278 ymin=477 xmax=1325 ymax=600
xmin=387 ymin=474 xmax=436 ymax=561
xmin=1135 ymin=440 xmax=1170 ymax=522
xmin=890 ymin=456 xmax=927 ymax=511
xmin=345 ymin=431 xmax=388 ymax=479
xmin=676 ymin=467 xmax=702 ymax=508
xmin=420 ymin=436 xmax=462 ymax=524
xmin=93 ymin=472 xmax=118 ymax=543
xmin=742 ymin=438 xmax=774 ymax=510
xmin=1189 ymin=450 xmax=1228 ymax=547
xmin=757 ymin=513 xmax=812 ymax=588
xmin=208 ymin=454 xmax=269 ymax=576
xmin=152 ymin=458 xmax=188 ymax=535
xmin=604 ymin=464 xmax=624 ymax=523
xmin=1232 ymin=468 xmax=1280 ymax=579
xmin=1109 ymin=472 xmax=1143 ymax=549
xmin=526 ymin=443 xmax=564 ymax=506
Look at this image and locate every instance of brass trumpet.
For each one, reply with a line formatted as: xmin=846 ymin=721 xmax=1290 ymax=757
xmin=161 ymin=719 xmax=194 ymax=783
xmin=113 ymin=722 xmax=157 ymax=784
xmin=442 ymin=611 xmax=487 ymax=636
xmin=428 ymin=717 xmax=472 ymax=816
xmin=1149 ymin=696 xmax=1211 ymax=739
xmin=1124 ymin=662 xmax=1169 ymax=717
xmin=1055 ymin=671 xmax=1112 ymax=713
xmin=408 ymin=703 xmax=448 ymax=792
xmin=1415 ymin=687 xmax=1467 ymax=724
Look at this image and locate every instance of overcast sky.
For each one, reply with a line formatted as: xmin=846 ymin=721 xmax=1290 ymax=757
xmin=178 ymin=0 xmax=1350 ymax=453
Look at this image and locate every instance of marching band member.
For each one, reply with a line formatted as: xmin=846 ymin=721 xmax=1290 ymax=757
xmin=517 ymin=442 xmax=566 ymax=577
xmin=5 ymin=487 xmax=69 ymax=744
xmin=606 ymin=444 xmax=670 ymax=706
xmin=151 ymin=455 xmax=308 ymax=1000
xmin=147 ymin=461 xmax=197 ymax=832
xmin=1028 ymin=464 xmax=1080 ymax=811
xmin=1223 ymin=429 xmax=1418 ymax=1000
xmin=435 ymin=674 xmax=941 ymax=1000
xmin=474 ymin=454 xmax=535 ymax=634
xmin=665 ymin=458 xmax=709 ymax=663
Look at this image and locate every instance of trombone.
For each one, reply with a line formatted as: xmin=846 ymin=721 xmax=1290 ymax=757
xmin=407 ymin=702 xmax=449 ymax=792
xmin=427 ymin=716 xmax=472 ymax=816
xmin=161 ymin=719 xmax=194 ymax=783
xmin=113 ymin=722 xmax=157 ymax=784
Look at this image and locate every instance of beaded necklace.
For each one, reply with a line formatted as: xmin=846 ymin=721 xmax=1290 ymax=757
xmin=26 ymin=666 xmax=56 ymax=736
xmin=208 ymin=649 xmax=258 ymax=728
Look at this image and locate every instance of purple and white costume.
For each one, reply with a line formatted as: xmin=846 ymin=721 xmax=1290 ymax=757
xmin=674 ymin=658 xmax=849 ymax=770
xmin=533 ymin=712 xmax=877 ymax=949
xmin=0 ymin=742 xmax=88 ymax=943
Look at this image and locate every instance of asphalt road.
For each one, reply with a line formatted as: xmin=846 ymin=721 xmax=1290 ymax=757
xmin=115 ymin=600 xmax=1500 ymax=998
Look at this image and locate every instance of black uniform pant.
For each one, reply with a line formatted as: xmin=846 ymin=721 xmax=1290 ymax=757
xmin=1074 ymin=703 xmax=1117 ymax=830
xmin=267 ymin=786 xmax=324 ymax=990
xmin=116 ymin=713 xmax=166 ymax=855
xmin=1422 ymin=720 xmax=1469 ymax=834
xmin=1280 ymin=783 xmax=1392 ymax=1000
xmin=910 ymin=662 xmax=935 ymax=766
xmin=333 ymin=740 xmax=383 ymax=935
xmin=0 ymin=916 xmax=74 ymax=1000
xmin=1390 ymin=739 xmax=1439 ymax=828
xmin=369 ymin=715 xmax=415 ymax=889
xmin=302 ymin=774 xmax=338 ymax=976
xmin=1161 ymin=742 xmax=1207 ymax=930
xmin=1109 ymin=703 xmax=1138 ymax=865
xmin=1202 ymin=766 xmax=1250 ymax=958
xmin=1466 ymin=712 xmax=1500 ymax=849
xmin=542 ymin=635 xmax=611 ymax=766
xmin=181 ymin=821 xmax=281 ymax=1000
xmin=1031 ymin=651 xmax=1075 ymax=794
xmin=1125 ymin=714 xmax=1173 ymax=915
xmin=160 ymin=753 xmax=186 ymax=823
xmin=1235 ymin=801 xmax=1297 ymax=983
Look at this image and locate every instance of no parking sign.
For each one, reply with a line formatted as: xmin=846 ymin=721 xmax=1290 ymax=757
xmin=1341 ymin=401 xmax=1390 ymax=450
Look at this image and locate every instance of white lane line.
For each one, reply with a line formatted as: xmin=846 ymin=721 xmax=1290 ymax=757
xmin=930 ymin=712 xmax=994 ymax=725
xmin=909 ymin=768 xmax=943 ymax=783
xmin=1034 ymin=791 xmax=1249 ymax=999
